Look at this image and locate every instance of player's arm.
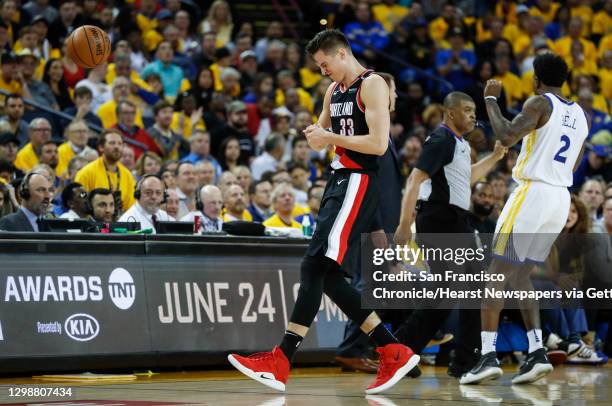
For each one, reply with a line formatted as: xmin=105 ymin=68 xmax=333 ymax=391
xmin=316 ymin=82 xmax=335 ymax=130
xmin=394 ymin=168 xmax=430 ymax=246
xmin=486 ymin=95 xmax=548 ymax=147
xmin=471 ymin=141 xmax=507 ymax=185
xmin=306 ymin=75 xmax=390 ymax=156
xmin=484 ymin=79 xmax=548 ymax=147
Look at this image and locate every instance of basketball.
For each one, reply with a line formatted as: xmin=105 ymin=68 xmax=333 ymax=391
xmin=66 ymin=25 xmax=111 ymax=69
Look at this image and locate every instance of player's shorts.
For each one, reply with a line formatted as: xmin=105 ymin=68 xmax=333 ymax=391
xmin=493 ymin=180 xmax=570 ymax=264
xmin=307 ymin=169 xmax=378 ymax=272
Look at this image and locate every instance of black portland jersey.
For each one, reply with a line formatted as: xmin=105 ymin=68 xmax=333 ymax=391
xmin=329 ymin=69 xmax=378 ymax=171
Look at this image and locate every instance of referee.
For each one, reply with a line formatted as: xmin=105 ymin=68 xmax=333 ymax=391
xmin=393 ymin=91 xmax=506 ymax=377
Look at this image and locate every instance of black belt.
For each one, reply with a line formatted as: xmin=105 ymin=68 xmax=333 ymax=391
xmin=417 ymin=200 xmax=469 ymax=215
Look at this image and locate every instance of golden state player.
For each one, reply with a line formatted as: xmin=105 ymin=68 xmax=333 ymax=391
xmin=461 ymin=53 xmax=590 ymax=385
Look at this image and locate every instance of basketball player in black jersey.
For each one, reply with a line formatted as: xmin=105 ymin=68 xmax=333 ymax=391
xmin=228 ymin=29 xmax=419 ymax=395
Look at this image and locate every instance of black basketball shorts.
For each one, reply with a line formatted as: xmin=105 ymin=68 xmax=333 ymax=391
xmin=306 ymin=169 xmax=378 ymax=272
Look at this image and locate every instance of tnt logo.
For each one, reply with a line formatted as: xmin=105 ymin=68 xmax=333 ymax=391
xmin=64 ymin=313 xmax=99 ymax=342
xmin=108 ymin=268 xmax=136 ymax=310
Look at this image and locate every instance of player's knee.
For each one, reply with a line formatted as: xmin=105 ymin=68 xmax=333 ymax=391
xmin=299 ymin=255 xmax=327 ymax=291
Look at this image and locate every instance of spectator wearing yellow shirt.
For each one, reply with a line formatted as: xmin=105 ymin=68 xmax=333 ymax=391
xmin=210 ymin=47 xmax=233 ymax=93
xmin=529 ymin=0 xmax=561 ymax=24
xmin=171 ymin=92 xmax=205 ymax=140
xmin=198 ymin=0 xmax=234 ymax=48
xmin=372 ymin=0 xmax=409 ymax=33
xmin=502 ymin=5 xmax=530 ymax=44
xmin=299 ymin=57 xmax=322 ymax=91
xmin=0 ymin=53 xmax=22 ymax=104
xmin=275 ymin=70 xmax=314 ymax=114
xmin=221 ymin=184 xmax=252 ymax=222
xmin=14 ymin=118 xmax=52 ymax=173
xmin=74 ymin=130 xmax=136 ymax=214
xmin=494 ymin=55 xmax=524 ymax=110
xmin=263 ymin=183 xmax=301 ymax=229
xmin=570 ymin=1 xmax=593 ymax=37
xmin=136 ymin=0 xmax=161 ymax=52
xmin=106 ymin=53 xmax=154 ymax=95
xmin=13 ymin=26 xmax=45 ymax=80
xmin=571 ymin=73 xmax=610 ymax=114
xmin=513 ymin=16 xmax=552 ymax=63
xmin=565 ymin=39 xmax=599 ymax=76
xmin=592 ymin=0 xmax=612 ymax=39
xmin=428 ymin=3 xmax=456 ymax=45
xmin=554 ymin=17 xmax=597 ymax=64
xmin=599 ymin=50 xmax=612 ymax=101
xmin=57 ymin=120 xmax=96 ymax=179
xmin=495 ymin=1 xmax=519 ymax=25
xmin=97 ymin=77 xmax=145 ymax=128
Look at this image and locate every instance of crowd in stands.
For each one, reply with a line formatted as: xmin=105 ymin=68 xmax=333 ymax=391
xmin=0 ymin=0 xmax=610 ymax=365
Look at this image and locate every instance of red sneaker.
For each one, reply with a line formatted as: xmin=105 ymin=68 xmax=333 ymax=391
xmin=228 ymin=346 xmax=290 ymax=392
xmin=365 ymin=343 xmax=420 ymax=394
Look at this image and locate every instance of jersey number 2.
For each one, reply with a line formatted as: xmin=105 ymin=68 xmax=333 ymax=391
xmin=339 ymin=118 xmax=354 ymax=136
xmin=554 ymin=135 xmax=570 ymax=164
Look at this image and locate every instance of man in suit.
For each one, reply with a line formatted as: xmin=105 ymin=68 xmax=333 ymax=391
xmin=0 ymin=172 xmax=52 ymax=232
xmin=334 ymin=72 xmax=404 ymax=373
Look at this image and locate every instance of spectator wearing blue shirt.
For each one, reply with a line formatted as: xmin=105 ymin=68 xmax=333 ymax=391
xmin=572 ymin=130 xmax=612 ymax=191
xmin=141 ymin=41 xmax=185 ymax=100
xmin=435 ymin=27 xmax=475 ymax=92
xmin=181 ymin=130 xmax=222 ymax=183
xmin=577 ymin=88 xmax=610 ymax=137
xmin=544 ymin=6 xmax=571 ymax=41
xmin=344 ymin=2 xmax=389 ymax=65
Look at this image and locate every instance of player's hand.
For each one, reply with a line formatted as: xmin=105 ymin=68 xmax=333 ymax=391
xmin=493 ymin=140 xmax=507 ymax=160
xmin=304 ymin=124 xmax=329 ymax=151
xmin=393 ymin=223 xmax=413 ymax=247
xmin=371 ymin=229 xmax=389 ymax=250
xmin=484 ymin=79 xmax=503 ymax=99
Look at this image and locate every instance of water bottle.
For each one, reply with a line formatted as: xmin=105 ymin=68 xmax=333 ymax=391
xmin=301 ymin=215 xmax=312 ymax=237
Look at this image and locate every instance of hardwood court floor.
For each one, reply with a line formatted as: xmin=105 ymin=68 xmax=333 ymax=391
xmin=0 ymin=364 xmax=610 ymax=405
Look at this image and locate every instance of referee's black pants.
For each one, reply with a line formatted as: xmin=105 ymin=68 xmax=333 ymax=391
xmin=394 ymin=201 xmax=481 ymax=367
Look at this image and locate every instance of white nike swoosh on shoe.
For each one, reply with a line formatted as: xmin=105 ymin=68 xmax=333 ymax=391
xmin=459 ymin=367 xmax=503 ymax=385
xmin=227 ymin=354 xmax=286 ymax=392
xmin=511 ymin=363 xmax=553 ymax=385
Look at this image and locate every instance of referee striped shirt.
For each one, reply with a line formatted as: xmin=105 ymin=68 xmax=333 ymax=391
xmin=416 ymin=124 xmax=472 ymax=211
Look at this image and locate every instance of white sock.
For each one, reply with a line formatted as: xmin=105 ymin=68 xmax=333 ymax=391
xmin=481 ymin=331 xmax=497 ymax=355
xmin=527 ymin=329 xmax=543 ymax=353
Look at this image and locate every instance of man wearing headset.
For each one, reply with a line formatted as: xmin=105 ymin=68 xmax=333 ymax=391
xmin=119 ymin=175 xmax=174 ymax=233
xmin=181 ymin=184 xmax=223 ymax=232
xmin=0 ymin=171 xmax=52 ymax=231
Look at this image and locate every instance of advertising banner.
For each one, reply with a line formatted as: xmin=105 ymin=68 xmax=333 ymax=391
xmin=0 ymin=255 xmax=150 ymax=356
xmin=145 ymin=254 xmax=347 ymax=352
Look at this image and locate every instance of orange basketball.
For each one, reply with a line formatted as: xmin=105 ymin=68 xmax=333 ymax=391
xmin=66 ymin=25 xmax=111 ymax=69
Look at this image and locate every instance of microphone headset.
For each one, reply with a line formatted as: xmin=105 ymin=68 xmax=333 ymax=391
xmin=195 ymin=184 xmax=204 ymax=212
xmin=134 ymin=174 xmax=168 ymax=204
xmin=18 ymin=171 xmax=41 ymax=200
